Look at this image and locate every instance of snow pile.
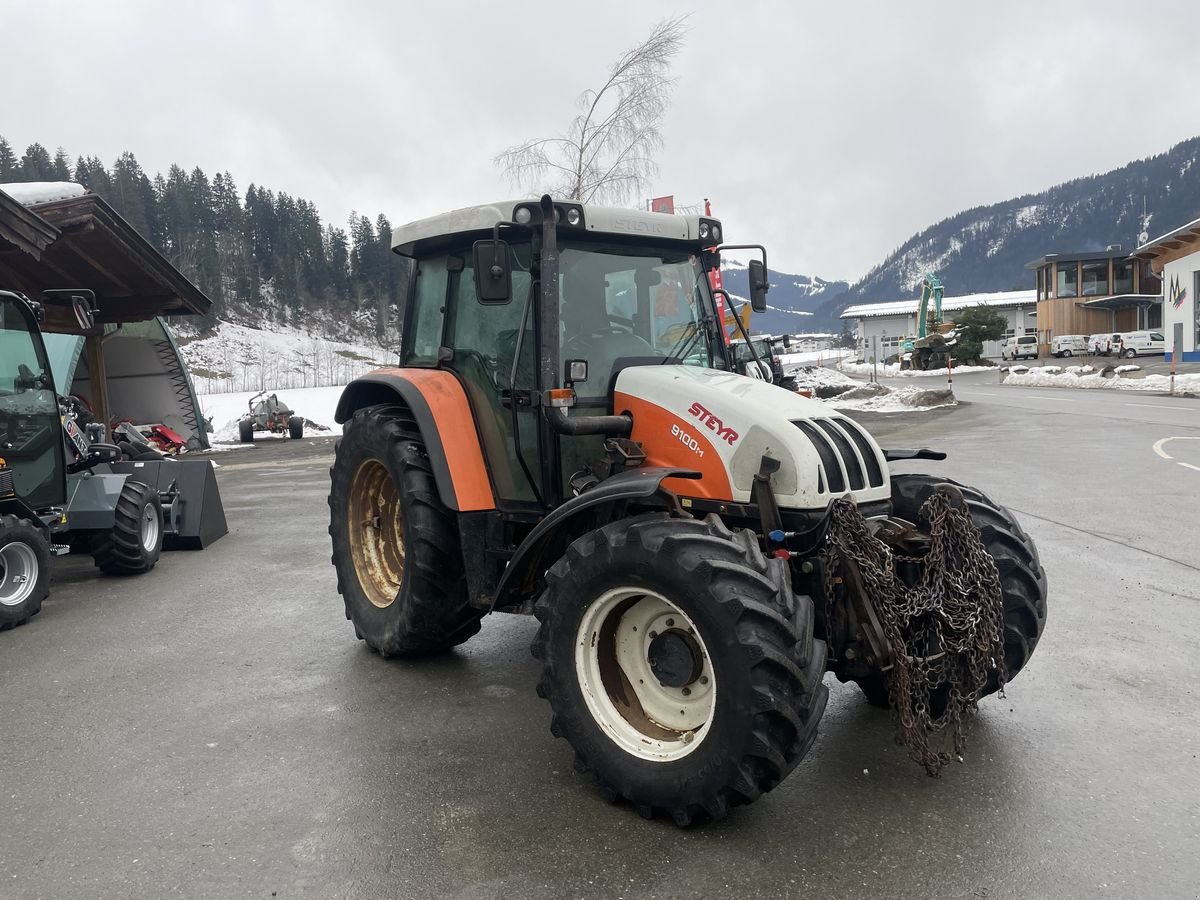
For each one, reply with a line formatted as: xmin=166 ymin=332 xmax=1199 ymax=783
xmin=827 ymin=385 xmax=957 ymax=413
xmin=1115 ymin=364 xmax=1141 ymax=374
xmin=1002 ymin=367 xmax=1200 ymax=393
xmin=788 ymin=365 xmax=859 ymax=396
xmin=0 ymin=181 xmax=87 ymax=205
xmin=1064 ymin=365 xmax=1096 ymax=375
xmin=838 ymin=359 xmax=993 ymax=378
xmin=177 ymin=320 xmax=392 ymax=394
xmin=200 ymin=386 xmax=345 ymax=443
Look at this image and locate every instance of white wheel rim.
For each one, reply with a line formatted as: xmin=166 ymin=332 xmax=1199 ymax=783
xmin=140 ymin=503 xmax=160 ymax=552
xmin=575 ymin=587 xmax=715 ymax=762
xmin=0 ymin=541 xmax=38 ymax=607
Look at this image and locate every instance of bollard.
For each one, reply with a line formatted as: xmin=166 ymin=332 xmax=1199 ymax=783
xmin=947 ymin=355 xmax=954 ymax=390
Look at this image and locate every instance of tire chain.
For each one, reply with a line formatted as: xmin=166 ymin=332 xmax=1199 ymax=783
xmin=822 ymin=489 xmax=1006 ymax=775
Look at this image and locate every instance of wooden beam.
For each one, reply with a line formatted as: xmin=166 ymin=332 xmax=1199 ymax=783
xmin=83 ymin=333 xmax=110 ymax=429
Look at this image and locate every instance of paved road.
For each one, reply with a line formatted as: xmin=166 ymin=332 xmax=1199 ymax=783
xmin=1 ymin=386 xmax=1198 ymax=899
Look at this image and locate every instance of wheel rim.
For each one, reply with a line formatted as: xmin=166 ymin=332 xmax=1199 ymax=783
xmin=575 ymin=587 xmax=715 ymax=762
xmin=0 ymin=541 xmax=38 ymax=607
xmin=348 ymin=458 xmax=405 ymax=609
xmin=140 ymin=502 xmax=160 ymax=552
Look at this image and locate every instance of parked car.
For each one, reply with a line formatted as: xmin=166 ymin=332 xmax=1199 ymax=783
xmin=1090 ymin=333 xmax=1123 ymax=356
xmin=1001 ymin=334 xmax=1039 ymax=361
xmin=1115 ymin=331 xmax=1165 ymax=358
xmin=1051 ymin=334 xmax=1089 ymax=357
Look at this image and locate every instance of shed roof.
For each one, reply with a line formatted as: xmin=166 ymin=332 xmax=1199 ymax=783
xmin=841 ymin=289 xmax=1036 ymax=320
xmin=0 ymin=185 xmax=212 ymax=332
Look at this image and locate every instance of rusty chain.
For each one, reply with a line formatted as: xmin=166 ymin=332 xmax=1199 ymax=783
xmin=822 ymin=488 xmax=1006 ymax=776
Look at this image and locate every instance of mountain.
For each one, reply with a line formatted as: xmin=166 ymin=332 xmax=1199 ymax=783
xmin=719 ymin=262 xmax=850 ymax=335
xmin=816 ymin=135 xmax=1200 ymax=325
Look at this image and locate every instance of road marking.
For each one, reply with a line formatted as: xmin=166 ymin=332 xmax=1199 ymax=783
xmin=1128 ymin=403 xmax=1193 ymax=410
xmin=1152 ymin=437 xmax=1200 ymax=472
xmin=1027 ymin=395 xmax=1077 ymax=402
xmin=1181 ymin=462 xmax=1200 ymax=473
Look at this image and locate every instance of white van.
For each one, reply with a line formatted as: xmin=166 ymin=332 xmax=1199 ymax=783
xmin=1051 ymin=335 xmax=1088 ymax=357
xmin=1115 ymin=331 xmax=1165 ymax=358
xmin=1001 ymin=334 xmax=1038 ymax=360
xmin=1090 ymin=333 xmax=1122 ymax=356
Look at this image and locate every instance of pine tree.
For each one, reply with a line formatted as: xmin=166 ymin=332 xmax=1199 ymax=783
xmin=0 ymin=137 xmax=19 ymax=181
xmin=52 ymin=147 xmax=72 ymax=181
xmin=20 ymin=143 xmax=54 ymax=180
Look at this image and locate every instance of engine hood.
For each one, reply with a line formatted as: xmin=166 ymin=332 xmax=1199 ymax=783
xmin=612 ymin=365 xmax=890 ymax=510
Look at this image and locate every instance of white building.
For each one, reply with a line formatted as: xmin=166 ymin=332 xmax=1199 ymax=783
xmin=1132 ymin=216 xmax=1200 ymax=361
xmin=841 ymin=289 xmax=1038 ymax=360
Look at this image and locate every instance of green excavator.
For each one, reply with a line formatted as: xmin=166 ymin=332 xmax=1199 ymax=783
xmin=899 ymin=274 xmax=955 ymax=370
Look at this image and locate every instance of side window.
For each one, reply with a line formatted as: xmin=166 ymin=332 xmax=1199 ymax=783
xmin=405 ymin=257 xmax=448 ymax=365
xmin=448 ymin=247 xmax=534 ymax=387
xmin=1151 ymin=333 xmax=1164 ymax=342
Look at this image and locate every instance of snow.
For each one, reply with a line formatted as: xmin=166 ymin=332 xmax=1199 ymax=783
xmin=0 ymin=181 xmax=87 ymax=205
xmin=200 ymin=386 xmax=346 ymax=443
xmin=842 ymin=289 xmax=1036 ymax=320
xmin=778 ymin=348 xmax=854 ymax=368
xmin=838 ymin=359 xmax=994 ymax=378
xmin=1115 ymin=364 xmax=1141 ymax=374
xmin=176 ymin=320 xmax=393 ymax=394
xmin=1002 ymin=366 xmax=1200 ymax=393
xmin=827 ymin=386 xmax=957 ymax=413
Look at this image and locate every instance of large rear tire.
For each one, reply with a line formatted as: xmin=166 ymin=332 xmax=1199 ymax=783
xmin=238 ymin=419 xmax=254 ymax=443
xmin=328 ymin=403 xmax=482 ymax=656
xmin=0 ymin=515 xmax=51 ymax=630
xmin=857 ymin=474 xmax=1047 ymax=707
xmin=92 ymin=480 xmax=163 ymax=575
xmin=532 ymin=513 xmax=828 ymax=825
xmin=288 ymin=416 xmax=304 ymax=439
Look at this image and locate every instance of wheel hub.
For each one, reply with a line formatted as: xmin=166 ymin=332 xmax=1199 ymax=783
xmin=647 ymin=629 xmax=704 ymax=688
xmin=347 ymin=458 xmax=405 ymax=609
xmin=0 ymin=541 xmax=38 ymax=608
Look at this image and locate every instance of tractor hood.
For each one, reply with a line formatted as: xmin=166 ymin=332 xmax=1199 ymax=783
xmin=612 ymin=365 xmax=890 ymax=511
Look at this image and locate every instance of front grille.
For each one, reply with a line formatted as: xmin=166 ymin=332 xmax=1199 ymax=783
xmin=0 ymin=468 xmax=13 ymax=498
xmin=793 ymin=418 xmax=886 ymax=493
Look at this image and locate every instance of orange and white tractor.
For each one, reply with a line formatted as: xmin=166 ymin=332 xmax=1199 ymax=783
xmin=327 ymin=196 xmax=1047 ymax=824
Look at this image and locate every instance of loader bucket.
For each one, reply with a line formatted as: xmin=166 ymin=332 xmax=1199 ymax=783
xmin=107 ymin=459 xmax=228 ymax=550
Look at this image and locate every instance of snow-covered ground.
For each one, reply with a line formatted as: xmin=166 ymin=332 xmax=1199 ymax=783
xmin=837 ymin=359 xmax=995 ymax=378
xmin=176 ymin=320 xmax=393 ymax=394
xmin=1002 ymin=366 xmax=1200 ymax=393
xmin=787 ymin=365 xmax=956 ymax=413
xmin=201 ymin=386 xmax=345 ymax=443
xmin=778 ymin=348 xmax=854 ymax=369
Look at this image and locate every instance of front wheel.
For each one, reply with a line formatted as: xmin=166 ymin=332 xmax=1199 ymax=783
xmin=1063 ymin=349 xmax=1073 ymax=357
xmin=532 ymin=513 xmax=827 ymax=824
xmin=238 ymin=419 xmax=254 ymax=443
xmin=92 ymin=480 xmax=163 ymax=575
xmin=288 ymin=416 xmax=304 ymax=439
xmin=857 ymin=474 xmax=1047 ymax=706
xmin=328 ymin=403 xmax=482 ymax=656
xmin=0 ymin=515 xmax=51 ymax=630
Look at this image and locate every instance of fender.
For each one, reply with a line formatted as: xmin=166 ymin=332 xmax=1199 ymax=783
xmin=490 ymin=466 xmax=699 ymax=611
xmin=335 ymin=368 xmax=495 ymax=512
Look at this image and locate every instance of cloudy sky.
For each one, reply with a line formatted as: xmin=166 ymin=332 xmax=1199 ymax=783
xmin=6 ymin=0 xmax=1200 ymax=279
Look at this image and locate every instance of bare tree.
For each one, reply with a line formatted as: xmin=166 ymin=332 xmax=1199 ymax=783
xmin=495 ymin=16 xmax=688 ymax=205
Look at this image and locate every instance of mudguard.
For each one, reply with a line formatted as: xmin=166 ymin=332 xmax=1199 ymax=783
xmin=336 ymin=369 xmax=494 ymax=512
xmin=491 ymin=466 xmax=699 ymax=611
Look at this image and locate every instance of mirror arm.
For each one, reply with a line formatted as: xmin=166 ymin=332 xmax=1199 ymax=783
xmin=714 ymin=288 xmax=765 ymax=373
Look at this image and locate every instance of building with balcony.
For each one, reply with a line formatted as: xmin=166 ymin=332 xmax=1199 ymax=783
xmin=1025 ymin=248 xmax=1162 ymax=352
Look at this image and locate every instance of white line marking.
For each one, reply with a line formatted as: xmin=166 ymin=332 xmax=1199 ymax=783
xmin=1181 ymin=462 xmax=1200 ymax=473
xmin=1128 ymin=403 xmax=1190 ymax=410
xmin=1027 ymin=395 xmax=1076 ymax=402
xmin=1152 ymin=436 xmax=1200 ymax=460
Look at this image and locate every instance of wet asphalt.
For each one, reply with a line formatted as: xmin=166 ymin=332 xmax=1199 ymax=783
xmin=1 ymin=373 xmax=1198 ymax=899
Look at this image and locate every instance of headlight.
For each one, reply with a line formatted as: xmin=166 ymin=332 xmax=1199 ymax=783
xmin=699 ymin=222 xmax=710 ymax=239
xmin=566 ymin=208 xmax=581 ymax=226
xmin=711 ymin=224 xmax=721 ymax=243
xmin=514 ymin=206 xmax=533 ymax=225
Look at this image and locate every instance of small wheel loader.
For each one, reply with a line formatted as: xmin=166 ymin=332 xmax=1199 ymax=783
xmin=328 ymin=197 xmax=1047 ymax=824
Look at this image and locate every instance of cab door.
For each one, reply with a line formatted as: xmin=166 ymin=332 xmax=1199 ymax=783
xmin=0 ymin=298 xmax=65 ymax=510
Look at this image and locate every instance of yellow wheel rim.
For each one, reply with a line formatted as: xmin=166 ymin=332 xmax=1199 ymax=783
xmin=348 ymin=458 xmax=405 ymax=609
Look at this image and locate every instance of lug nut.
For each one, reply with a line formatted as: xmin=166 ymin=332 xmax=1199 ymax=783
xmin=648 ymin=630 xmax=658 ymax=640
xmin=665 ymin=618 xmax=675 ymax=627
xmin=682 ymin=687 xmax=691 ymax=696
xmin=699 ymin=675 xmax=709 ymax=685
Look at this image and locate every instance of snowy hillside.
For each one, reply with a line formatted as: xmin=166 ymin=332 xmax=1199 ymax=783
xmin=174 ymin=320 xmax=395 ymax=394
xmin=822 ymin=135 xmax=1200 ymax=320
xmin=720 ymin=261 xmax=850 ymax=334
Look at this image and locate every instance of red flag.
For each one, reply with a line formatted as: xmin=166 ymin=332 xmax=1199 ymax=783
xmin=650 ymin=195 xmax=675 ymax=214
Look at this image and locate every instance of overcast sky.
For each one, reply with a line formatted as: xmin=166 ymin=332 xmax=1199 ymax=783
xmin=6 ymin=0 xmax=1200 ymax=279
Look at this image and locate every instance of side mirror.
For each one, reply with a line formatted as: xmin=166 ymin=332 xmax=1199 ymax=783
xmin=71 ymin=294 xmax=95 ymax=331
xmin=748 ymin=259 xmax=769 ymax=313
xmin=473 ymin=240 xmax=511 ymax=303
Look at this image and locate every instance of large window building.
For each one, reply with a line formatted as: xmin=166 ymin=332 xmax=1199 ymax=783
xmin=1025 ymin=248 xmax=1162 ymax=353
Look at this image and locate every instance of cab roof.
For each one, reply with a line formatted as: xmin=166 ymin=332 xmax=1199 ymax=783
xmin=390 ymin=199 xmax=720 ymax=256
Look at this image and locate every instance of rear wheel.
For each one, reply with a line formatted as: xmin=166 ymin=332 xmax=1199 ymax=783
xmin=92 ymin=480 xmax=163 ymax=575
xmin=1063 ymin=349 xmax=1073 ymax=357
xmin=532 ymin=513 xmax=827 ymax=824
xmin=328 ymin=403 xmax=482 ymax=656
xmin=857 ymin=474 xmax=1047 ymax=707
xmin=238 ymin=419 xmax=254 ymax=442
xmin=288 ymin=416 xmax=304 ymax=439
xmin=1124 ymin=348 xmax=1136 ymax=358
xmin=0 ymin=515 xmax=51 ymax=630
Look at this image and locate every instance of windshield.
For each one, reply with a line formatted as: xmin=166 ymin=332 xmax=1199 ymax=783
xmin=558 ymin=241 xmax=725 ymax=399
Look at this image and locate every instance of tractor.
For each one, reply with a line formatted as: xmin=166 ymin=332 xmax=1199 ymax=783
xmin=0 ymin=289 xmax=226 ymax=631
xmin=327 ymin=197 xmax=1047 ymax=824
